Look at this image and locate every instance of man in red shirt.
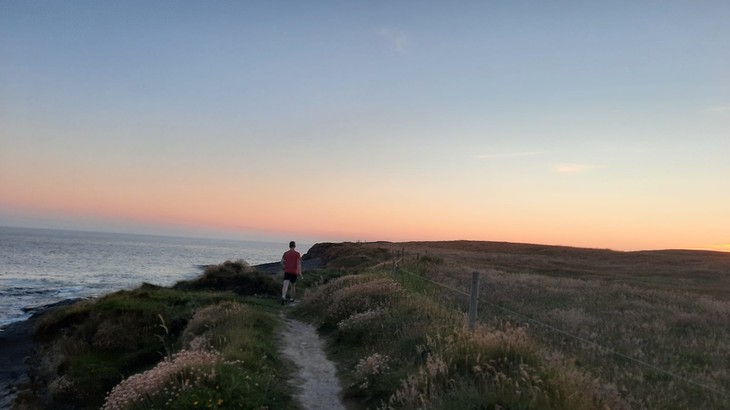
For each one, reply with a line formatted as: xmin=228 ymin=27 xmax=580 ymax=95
xmin=280 ymin=241 xmax=302 ymax=305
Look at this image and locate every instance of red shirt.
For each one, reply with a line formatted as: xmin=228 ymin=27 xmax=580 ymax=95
xmin=282 ymin=249 xmax=301 ymax=275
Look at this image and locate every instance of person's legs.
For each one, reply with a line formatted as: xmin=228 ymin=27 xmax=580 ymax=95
xmin=290 ymin=283 xmax=296 ymax=301
xmin=281 ymin=280 xmax=290 ymax=304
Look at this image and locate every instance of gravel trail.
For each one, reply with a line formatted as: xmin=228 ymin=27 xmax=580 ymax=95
xmin=279 ymin=317 xmax=346 ymax=410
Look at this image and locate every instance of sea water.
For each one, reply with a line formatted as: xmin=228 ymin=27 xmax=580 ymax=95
xmin=0 ymin=226 xmax=295 ymax=327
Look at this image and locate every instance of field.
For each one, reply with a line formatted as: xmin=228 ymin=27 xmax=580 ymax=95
xmin=338 ymin=241 xmax=730 ymax=409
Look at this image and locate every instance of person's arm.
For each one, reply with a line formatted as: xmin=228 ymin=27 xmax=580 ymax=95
xmin=297 ymin=257 xmax=302 ymax=277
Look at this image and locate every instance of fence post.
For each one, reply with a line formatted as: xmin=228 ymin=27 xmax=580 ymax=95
xmin=392 ymin=258 xmax=398 ymax=280
xmin=468 ymin=271 xmax=480 ymax=330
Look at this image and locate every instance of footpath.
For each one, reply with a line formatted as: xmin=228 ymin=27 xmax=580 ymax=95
xmin=279 ymin=315 xmax=346 ymax=410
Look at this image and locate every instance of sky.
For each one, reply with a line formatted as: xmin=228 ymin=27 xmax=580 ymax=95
xmin=1 ymin=1 xmax=729 ymax=251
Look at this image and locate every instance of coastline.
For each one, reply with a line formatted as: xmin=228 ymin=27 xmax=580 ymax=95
xmin=0 ymin=315 xmax=36 ymax=408
xmin=0 ymin=226 xmax=289 ymax=329
xmin=0 ymin=299 xmax=79 ymax=408
xmin=0 ymin=259 xmax=321 ymax=408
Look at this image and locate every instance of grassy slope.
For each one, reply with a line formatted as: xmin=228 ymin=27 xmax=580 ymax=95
xmin=20 ymin=242 xmax=730 ymax=409
xmin=369 ymin=240 xmax=730 ymax=298
xmin=337 ymin=241 xmax=730 ymax=409
xmin=21 ymin=261 xmax=302 ymax=410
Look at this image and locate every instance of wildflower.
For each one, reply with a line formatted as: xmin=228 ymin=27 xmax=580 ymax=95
xmin=355 ymin=353 xmax=390 ymax=376
xmin=101 ymin=350 xmax=223 ymax=410
xmin=338 ymin=308 xmax=386 ymax=332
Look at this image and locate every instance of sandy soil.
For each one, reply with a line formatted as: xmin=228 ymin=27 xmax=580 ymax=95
xmin=279 ymin=316 xmax=346 ymax=410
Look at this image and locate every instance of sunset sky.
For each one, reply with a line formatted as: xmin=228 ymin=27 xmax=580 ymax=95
xmin=1 ymin=1 xmax=729 ymax=251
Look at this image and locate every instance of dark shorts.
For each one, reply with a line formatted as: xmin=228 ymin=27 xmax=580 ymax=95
xmin=284 ymin=272 xmax=298 ymax=283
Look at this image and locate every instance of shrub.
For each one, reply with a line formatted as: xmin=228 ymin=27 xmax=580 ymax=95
xmin=325 ymin=278 xmax=401 ymax=325
xmin=179 ymin=301 xmax=249 ymax=350
xmin=174 ymin=260 xmax=279 ymax=296
xmin=100 ymin=297 xmax=291 ymax=410
xmin=306 ymin=242 xmax=393 ymax=269
xmin=338 ymin=308 xmax=387 ymax=333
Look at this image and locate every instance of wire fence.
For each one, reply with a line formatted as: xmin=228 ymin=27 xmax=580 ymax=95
xmin=392 ymin=261 xmax=730 ymax=401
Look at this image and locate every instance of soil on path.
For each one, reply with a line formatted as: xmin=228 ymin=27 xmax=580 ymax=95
xmin=279 ymin=316 xmax=346 ymax=410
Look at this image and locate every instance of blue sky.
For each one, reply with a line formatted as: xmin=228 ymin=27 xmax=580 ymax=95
xmin=1 ymin=1 xmax=729 ymax=250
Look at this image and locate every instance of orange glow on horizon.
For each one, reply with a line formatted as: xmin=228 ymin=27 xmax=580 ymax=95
xmin=2 ymin=165 xmax=728 ymax=253
xmin=3 ymin=190 xmax=727 ymax=253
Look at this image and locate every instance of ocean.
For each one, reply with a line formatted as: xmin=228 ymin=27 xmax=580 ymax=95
xmin=0 ymin=226 xmax=296 ymax=327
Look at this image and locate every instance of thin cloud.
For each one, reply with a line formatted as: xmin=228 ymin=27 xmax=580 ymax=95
xmin=474 ymin=151 xmax=544 ymax=159
xmin=555 ymin=163 xmax=593 ymax=173
xmin=376 ymin=27 xmax=410 ymax=54
xmin=706 ymin=105 xmax=730 ymax=113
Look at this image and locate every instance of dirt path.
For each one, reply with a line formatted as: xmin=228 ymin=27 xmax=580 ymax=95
xmin=279 ymin=316 xmax=346 ymax=410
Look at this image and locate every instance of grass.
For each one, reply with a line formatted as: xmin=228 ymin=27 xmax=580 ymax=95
xmin=471 ymin=269 xmax=730 ymax=409
xmin=351 ymin=241 xmax=730 ymax=409
xmin=304 ymin=242 xmax=392 ymax=270
xmin=173 ymin=259 xmax=280 ymax=296
xmin=294 ymin=271 xmax=628 ymax=409
xmin=22 ymin=242 xmax=730 ymax=409
xmin=102 ymin=302 xmax=293 ymax=410
xmin=24 ymin=261 xmax=298 ymax=410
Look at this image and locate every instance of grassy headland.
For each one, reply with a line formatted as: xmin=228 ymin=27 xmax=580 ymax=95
xmin=19 ymin=260 xmax=337 ymax=409
xmin=17 ymin=241 xmax=730 ymax=409
xmin=319 ymin=241 xmax=730 ymax=409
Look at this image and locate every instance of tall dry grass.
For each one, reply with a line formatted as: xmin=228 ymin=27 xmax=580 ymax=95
xmin=370 ymin=242 xmax=730 ymax=410
xmin=296 ymin=272 xmax=630 ymax=409
xmin=461 ymin=268 xmax=730 ymax=409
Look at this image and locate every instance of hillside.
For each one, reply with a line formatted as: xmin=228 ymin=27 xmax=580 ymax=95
xmin=10 ymin=241 xmax=730 ymax=409
xmin=303 ymin=241 xmax=730 ymax=408
xmin=346 ymin=240 xmax=730 ymax=298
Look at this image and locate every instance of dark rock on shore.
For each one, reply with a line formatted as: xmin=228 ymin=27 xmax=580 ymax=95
xmin=0 ymin=299 xmax=81 ymax=409
xmin=0 ymin=318 xmax=35 ymax=409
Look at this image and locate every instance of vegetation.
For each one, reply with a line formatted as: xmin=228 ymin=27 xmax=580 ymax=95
xmin=20 ymin=241 xmax=730 ymax=409
xmin=173 ymin=259 xmax=279 ymax=295
xmin=295 ymin=272 xmax=628 ymax=409
xmin=304 ymin=242 xmax=392 ymax=270
xmin=333 ymin=241 xmax=730 ymax=409
xmin=23 ymin=261 xmax=295 ymax=410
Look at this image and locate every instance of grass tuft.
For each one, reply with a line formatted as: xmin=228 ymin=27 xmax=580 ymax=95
xmin=174 ymin=259 xmax=279 ymax=296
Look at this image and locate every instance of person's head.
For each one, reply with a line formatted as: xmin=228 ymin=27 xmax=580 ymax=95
xmin=289 ymin=241 xmax=296 ymax=249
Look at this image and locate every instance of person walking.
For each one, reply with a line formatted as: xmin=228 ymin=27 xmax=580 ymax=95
xmin=281 ymin=241 xmax=302 ymax=305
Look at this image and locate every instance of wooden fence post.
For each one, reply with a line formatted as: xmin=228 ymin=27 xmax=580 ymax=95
xmin=392 ymin=258 xmax=398 ymax=280
xmin=468 ymin=271 xmax=480 ymax=330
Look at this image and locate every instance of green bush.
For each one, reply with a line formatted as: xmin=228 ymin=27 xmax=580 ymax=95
xmin=174 ymin=260 xmax=279 ymax=296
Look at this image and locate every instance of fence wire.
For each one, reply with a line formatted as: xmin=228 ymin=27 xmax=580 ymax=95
xmin=398 ymin=267 xmax=470 ymax=297
xmin=394 ymin=265 xmax=729 ymax=400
